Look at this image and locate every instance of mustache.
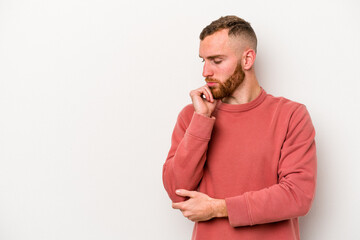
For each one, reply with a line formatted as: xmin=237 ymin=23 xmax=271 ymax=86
xmin=205 ymin=78 xmax=220 ymax=83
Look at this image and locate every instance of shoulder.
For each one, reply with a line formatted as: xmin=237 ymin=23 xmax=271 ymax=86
xmin=263 ymin=92 xmax=311 ymax=120
xmin=265 ymin=92 xmax=314 ymax=133
xmin=264 ymin=91 xmax=314 ymax=127
xmin=265 ymin=92 xmax=304 ymax=112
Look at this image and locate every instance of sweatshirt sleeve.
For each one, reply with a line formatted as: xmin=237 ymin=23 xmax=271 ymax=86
xmin=225 ymin=104 xmax=317 ymax=227
xmin=162 ymin=108 xmax=216 ymax=203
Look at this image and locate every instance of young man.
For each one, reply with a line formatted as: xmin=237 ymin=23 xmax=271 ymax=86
xmin=162 ymin=16 xmax=317 ymax=240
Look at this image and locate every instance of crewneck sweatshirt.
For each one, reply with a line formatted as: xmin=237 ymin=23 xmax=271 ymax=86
xmin=162 ymin=88 xmax=317 ymax=240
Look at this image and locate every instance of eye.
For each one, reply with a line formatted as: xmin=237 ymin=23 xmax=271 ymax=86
xmin=201 ymin=59 xmax=205 ymax=63
xmin=213 ymin=60 xmax=222 ymax=64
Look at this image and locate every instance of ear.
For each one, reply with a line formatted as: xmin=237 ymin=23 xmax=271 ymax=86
xmin=242 ymin=49 xmax=256 ymax=70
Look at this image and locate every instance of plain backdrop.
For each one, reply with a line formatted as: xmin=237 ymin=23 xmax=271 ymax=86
xmin=0 ymin=0 xmax=359 ymax=239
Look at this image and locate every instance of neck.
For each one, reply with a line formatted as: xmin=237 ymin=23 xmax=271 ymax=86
xmin=221 ymin=74 xmax=261 ymax=104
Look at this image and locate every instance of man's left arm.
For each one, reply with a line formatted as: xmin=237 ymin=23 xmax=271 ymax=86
xmin=173 ymin=104 xmax=317 ymax=226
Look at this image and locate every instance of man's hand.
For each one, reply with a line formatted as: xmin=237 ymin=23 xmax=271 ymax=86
xmin=190 ymin=85 xmax=218 ymax=118
xmin=172 ymin=189 xmax=228 ymax=222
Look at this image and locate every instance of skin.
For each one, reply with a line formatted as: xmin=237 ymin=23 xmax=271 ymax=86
xmin=172 ymin=29 xmax=261 ymax=222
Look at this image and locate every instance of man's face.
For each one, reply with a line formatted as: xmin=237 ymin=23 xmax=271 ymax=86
xmin=199 ymin=29 xmax=245 ymax=99
xmin=205 ymin=61 xmax=245 ymax=99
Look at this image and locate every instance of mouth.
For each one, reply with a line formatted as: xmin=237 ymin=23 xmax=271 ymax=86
xmin=206 ymin=82 xmax=217 ymax=87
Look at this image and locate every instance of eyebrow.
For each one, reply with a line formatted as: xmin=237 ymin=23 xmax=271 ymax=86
xmin=199 ymin=55 xmax=226 ymax=60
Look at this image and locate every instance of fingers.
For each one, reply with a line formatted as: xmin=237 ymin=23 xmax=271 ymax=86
xmin=172 ymin=202 xmax=182 ymax=210
xmin=199 ymin=88 xmax=210 ymax=102
xmin=171 ymin=203 xmax=194 ymax=221
xmin=171 ymin=189 xmax=196 ymax=210
xmin=203 ymin=86 xmax=214 ymax=102
xmin=190 ymin=86 xmax=214 ymax=103
xmin=201 ymin=86 xmax=214 ymax=103
xmin=175 ymin=189 xmax=196 ymax=198
xmin=171 ymin=204 xmax=195 ymax=221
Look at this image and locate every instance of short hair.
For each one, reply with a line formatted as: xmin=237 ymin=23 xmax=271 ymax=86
xmin=199 ymin=15 xmax=257 ymax=52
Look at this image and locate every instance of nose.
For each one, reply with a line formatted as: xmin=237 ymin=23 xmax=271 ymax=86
xmin=202 ymin=62 xmax=214 ymax=78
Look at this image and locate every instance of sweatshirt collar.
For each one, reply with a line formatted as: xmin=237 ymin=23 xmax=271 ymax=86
xmin=216 ymin=87 xmax=267 ymax=112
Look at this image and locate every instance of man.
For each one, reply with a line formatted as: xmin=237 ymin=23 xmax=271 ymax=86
xmin=162 ymin=15 xmax=316 ymax=240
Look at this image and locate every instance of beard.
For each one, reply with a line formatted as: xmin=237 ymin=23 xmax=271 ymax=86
xmin=205 ymin=61 xmax=245 ymax=99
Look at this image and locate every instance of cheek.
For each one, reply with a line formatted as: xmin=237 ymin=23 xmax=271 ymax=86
xmin=219 ymin=66 xmax=236 ymax=80
xmin=220 ymin=61 xmax=237 ymax=76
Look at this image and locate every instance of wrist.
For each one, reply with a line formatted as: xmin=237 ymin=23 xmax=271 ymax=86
xmin=212 ymin=199 xmax=228 ymax=218
xmin=196 ymin=112 xmax=211 ymax=118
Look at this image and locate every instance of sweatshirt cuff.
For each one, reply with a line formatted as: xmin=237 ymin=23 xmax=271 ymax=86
xmin=185 ymin=112 xmax=216 ymax=140
xmin=225 ymin=193 xmax=252 ymax=227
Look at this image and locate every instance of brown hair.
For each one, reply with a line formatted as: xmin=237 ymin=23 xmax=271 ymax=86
xmin=200 ymin=15 xmax=257 ymax=52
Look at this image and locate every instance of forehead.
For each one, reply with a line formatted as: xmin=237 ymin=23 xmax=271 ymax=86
xmin=199 ymin=29 xmax=234 ymax=58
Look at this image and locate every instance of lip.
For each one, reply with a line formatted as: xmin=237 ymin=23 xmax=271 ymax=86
xmin=206 ymin=82 xmax=217 ymax=87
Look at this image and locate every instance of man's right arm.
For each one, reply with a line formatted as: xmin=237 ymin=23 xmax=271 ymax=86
xmin=162 ymin=85 xmax=217 ymax=203
xmin=162 ymin=108 xmax=215 ymax=203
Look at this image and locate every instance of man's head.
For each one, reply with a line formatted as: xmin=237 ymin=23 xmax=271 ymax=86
xmin=200 ymin=16 xmax=257 ymax=53
xmin=199 ymin=16 xmax=257 ymax=99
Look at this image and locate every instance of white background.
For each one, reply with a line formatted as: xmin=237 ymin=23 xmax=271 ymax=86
xmin=0 ymin=0 xmax=359 ymax=239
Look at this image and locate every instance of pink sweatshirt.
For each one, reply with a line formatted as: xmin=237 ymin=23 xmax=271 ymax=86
xmin=162 ymin=88 xmax=317 ymax=240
